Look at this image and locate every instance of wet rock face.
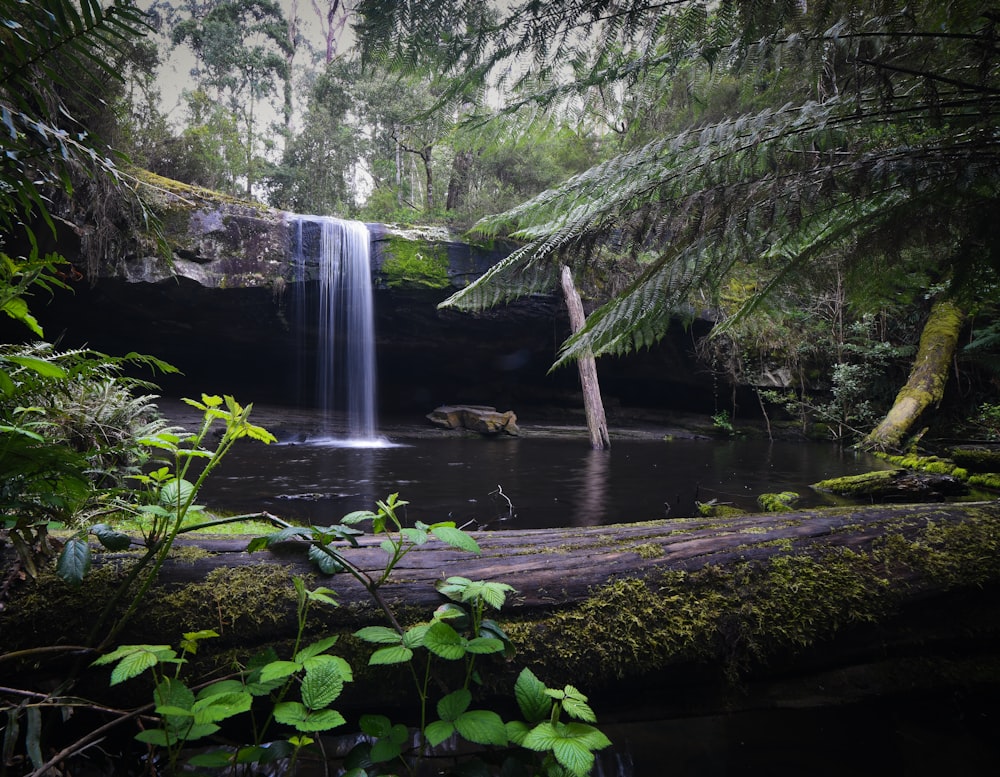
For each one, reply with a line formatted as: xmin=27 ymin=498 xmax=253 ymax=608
xmin=20 ymin=193 xmax=718 ymax=418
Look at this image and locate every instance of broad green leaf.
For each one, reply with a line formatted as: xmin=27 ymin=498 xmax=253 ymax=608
xmin=274 ymin=702 xmax=346 ymax=732
xmin=134 ymin=728 xmax=171 ymax=746
xmin=552 ymin=737 xmax=596 ymax=777
xmin=304 ymin=654 xmax=353 ymax=682
xmin=192 ymin=691 xmax=253 ymax=723
xmin=295 ymin=635 xmax=339 ymax=662
xmin=424 ymin=719 xmax=455 ymax=747
xmin=514 ymin=668 xmax=551 ymax=723
xmin=560 ymin=687 xmax=596 ymax=723
xmin=154 ymin=677 xmax=194 ymax=716
xmin=436 ymin=689 xmax=472 ymax=722
xmin=180 ymin=630 xmax=219 ymax=654
xmin=521 ymin=721 xmax=560 ymax=752
xmin=424 ymin=620 xmax=466 ymax=660
xmin=400 ymin=527 xmax=428 ymax=545
xmin=109 ymin=647 xmax=173 ymax=685
xmin=196 ymin=680 xmax=244 ymax=700
xmin=159 ymin=477 xmax=195 ymax=507
xmin=368 ymin=645 xmax=413 ymax=665
xmin=340 ymin=509 xmax=376 ymax=524
xmin=173 ymin=722 xmax=220 ymax=742
xmin=55 ymin=537 xmax=90 ymax=586
xmin=505 ymin=719 xmax=533 ymax=746
xmin=454 ymin=710 xmax=508 ymax=746
xmin=354 ymin=626 xmax=401 ymax=644
xmin=301 ymin=663 xmax=343 ymax=710
xmin=466 ymin=637 xmax=505 ymax=655
xmin=402 ymin=623 xmax=430 ymax=648
xmin=308 ymin=544 xmax=345 ymax=574
xmin=359 ymin=714 xmax=392 ymax=738
xmin=258 ymin=660 xmax=302 ymax=683
xmin=369 ymin=737 xmax=402 ymax=763
xmin=91 ymin=523 xmax=131 ymax=551
xmin=430 ymin=525 xmax=480 ymax=554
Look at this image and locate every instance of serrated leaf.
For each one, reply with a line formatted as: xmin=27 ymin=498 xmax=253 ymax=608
xmin=552 ymin=737 xmax=596 ymax=777
xmin=505 ymin=719 xmax=533 ymax=746
xmin=258 ymin=660 xmax=301 ymax=683
xmin=466 ymin=637 xmax=505 ymax=654
xmin=56 ymin=537 xmax=90 ymax=586
xmin=192 ymin=691 xmax=253 ymax=723
xmin=340 ymin=509 xmax=376 ymax=524
xmin=354 ymin=626 xmax=401 ymax=645
xmin=295 ymin=635 xmax=339 ymax=663
xmin=424 ymin=620 xmax=466 ymax=660
xmin=274 ymin=702 xmax=346 ymax=733
xmin=437 ymin=689 xmax=472 ymax=722
xmin=424 ymin=719 xmax=455 ymax=747
xmin=514 ymin=668 xmax=552 ymax=723
xmin=521 ymin=721 xmax=559 ymax=752
xmin=91 ymin=523 xmax=131 ymax=551
xmin=430 ymin=525 xmax=480 ymax=554
xmin=454 ymin=710 xmax=508 ymax=746
xmin=110 ymin=647 xmax=171 ymax=685
xmin=305 ymin=654 xmax=353 ymax=682
xmin=368 ymin=645 xmax=413 ymax=665
xmin=308 ymin=544 xmax=345 ymax=574
xmin=561 ymin=695 xmax=596 ymax=723
xmin=403 ymin=623 xmax=430 ymax=648
xmin=160 ymin=477 xmax=195 ymax=507
xmin=301 ymin=663 xmax=343 ymax=710
xmin=196 ymin=680 xmax=244 ymax=700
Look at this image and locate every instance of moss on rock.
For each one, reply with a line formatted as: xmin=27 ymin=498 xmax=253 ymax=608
xmin=379 ymin=237 xmax=450 ymax=289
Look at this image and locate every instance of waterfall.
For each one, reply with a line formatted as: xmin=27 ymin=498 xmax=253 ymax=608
xmin=290 ymin=215 xmax=380 ymax=445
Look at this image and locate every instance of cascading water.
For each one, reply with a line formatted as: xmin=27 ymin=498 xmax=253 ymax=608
xmin=289 ymin=214 xmax=385 ymax=446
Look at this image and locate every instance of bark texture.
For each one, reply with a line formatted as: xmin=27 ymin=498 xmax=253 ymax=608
xmin=560 ymin=265 xmax=610 ymax=450
xmin=862 ymin=298 xmax=965 ymax=452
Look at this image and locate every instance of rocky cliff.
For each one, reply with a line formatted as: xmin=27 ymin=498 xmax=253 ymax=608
xmin=23 ymin=173 xmax=715 ymax=420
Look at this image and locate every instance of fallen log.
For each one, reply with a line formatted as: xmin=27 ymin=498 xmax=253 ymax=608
xmin=3 ymin=501 xmax=1000 ymax=714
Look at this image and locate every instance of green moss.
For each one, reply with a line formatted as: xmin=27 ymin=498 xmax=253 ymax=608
xmin=695 ymin=501 xmax=746 ymax=518
xmin=814 ymin=469 xmax=902 ymax=495
xmin=756 ymin=491 xmax=799 ymax=512
xmin=969 ymin=473 xmax=1000 ymax=490
xmin=380 ymin=237 xmax=450 ymax=288
xmin=950 ymin=447 xmax=1000 ymax=472
xmin=631 ymin=542 xmax=664 ymax=559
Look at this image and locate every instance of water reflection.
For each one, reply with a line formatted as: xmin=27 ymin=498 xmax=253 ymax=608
xmin=198 ymin=423 xmax=887 ymax=530
xmin=571 ymin=449 xmax=611 ymax=526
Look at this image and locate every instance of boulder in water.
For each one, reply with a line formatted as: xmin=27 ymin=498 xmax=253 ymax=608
xmin=426 ymin=405 xmax=520 ymax=436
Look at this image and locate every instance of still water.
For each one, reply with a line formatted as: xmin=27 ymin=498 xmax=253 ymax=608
xmin=162 ymin=401 xmax=887 ymax=528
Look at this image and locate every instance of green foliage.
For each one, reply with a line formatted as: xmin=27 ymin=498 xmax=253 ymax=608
xmin=87 ymin=495 xmax=609 ymax=776
xmin=357 ymin=1 xmax=1000 ymax=402
xmin=0 ymin=343 xmax=177 ymax=577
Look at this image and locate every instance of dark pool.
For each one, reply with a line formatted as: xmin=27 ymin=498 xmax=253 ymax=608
xmin=159 ymin=401 xmax=889 ymax=528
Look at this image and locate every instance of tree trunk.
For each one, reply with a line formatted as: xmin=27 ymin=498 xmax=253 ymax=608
xmin=862 ymin=298 xmax=965 ymax=452
xmin=560 ymin=265 xmax=610 ymax=449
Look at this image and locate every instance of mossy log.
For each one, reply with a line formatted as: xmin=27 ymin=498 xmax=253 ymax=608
xmin=862 ymin=298 xmax=965 ymax=452
xmin=4 ymin=501 xmax=1000 ymax=716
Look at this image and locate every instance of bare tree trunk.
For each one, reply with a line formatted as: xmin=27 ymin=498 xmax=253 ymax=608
xmin=560 ymin=265 xmax=610 ymax=450
xmin=861 ymin=298 xmax=965 ymax=452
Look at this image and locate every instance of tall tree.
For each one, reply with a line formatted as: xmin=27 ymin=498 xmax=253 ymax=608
xmin=355 ymin=0 xmax=1000 ymax=448
xmin=172 ymin=0 xmax=293 ymax=196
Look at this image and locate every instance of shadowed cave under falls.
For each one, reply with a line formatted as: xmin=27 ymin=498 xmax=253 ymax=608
xmin=289 ymin=214 xmax=392 ymax=447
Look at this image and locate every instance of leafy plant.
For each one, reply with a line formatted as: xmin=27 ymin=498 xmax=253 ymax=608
xmin=87 ymin=495 xmax=611 ymax=776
